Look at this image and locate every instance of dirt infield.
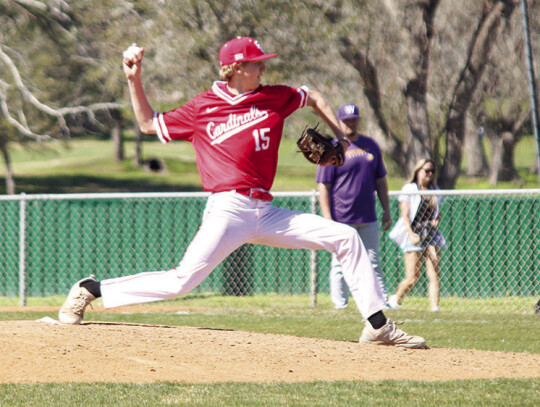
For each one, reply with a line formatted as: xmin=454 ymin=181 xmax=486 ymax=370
xmin=1 ymin=316 xmax=539 ymax=384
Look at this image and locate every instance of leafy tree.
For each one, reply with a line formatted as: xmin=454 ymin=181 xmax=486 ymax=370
xmin=2 ymin=0 xmax=536 ymax=193
xmin=329 ymin=0 xmax=523 ymax=187
xmin=471 ymin=0 xmax=538 ymax=184
xmin=0 ymin=0 xmax=123 ymax=193
xmin=440 ymin=0 xmax=518 ymax=188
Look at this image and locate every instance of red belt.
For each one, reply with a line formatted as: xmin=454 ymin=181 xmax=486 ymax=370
xmin=235 ymin=188 xmax=274 ymax=202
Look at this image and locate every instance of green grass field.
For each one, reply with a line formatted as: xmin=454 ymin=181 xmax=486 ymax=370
xmin=2 ymin=134 xmax=539 ymax=194
xmin=1 ymin=295 xmax=539 ymax=406
xmin=1 ymin=379 xmax=538 ymax=407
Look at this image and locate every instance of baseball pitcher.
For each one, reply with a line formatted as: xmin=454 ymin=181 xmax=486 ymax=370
xmin=58 ymin=37 xmax=426 ymax=348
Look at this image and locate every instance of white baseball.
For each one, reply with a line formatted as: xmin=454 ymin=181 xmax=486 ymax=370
xmin=123 ymin=43 xmax=143 ymax=67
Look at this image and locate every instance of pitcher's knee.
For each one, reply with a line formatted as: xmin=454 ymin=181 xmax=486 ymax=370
xmin=342 ymin=224 xmax=360 ymax=243
xmin=332 ymin=225 xmax=358 ymax=252
xmin=152 ymin=270 xmax=185 ymax=297
xmin=168 ymin=266 xmax=209 ymax=296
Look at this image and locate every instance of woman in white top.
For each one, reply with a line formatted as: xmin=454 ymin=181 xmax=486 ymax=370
xmin=388 ymin=159 xmax=446 ymax=311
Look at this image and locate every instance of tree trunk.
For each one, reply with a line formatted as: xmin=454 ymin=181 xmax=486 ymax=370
xmin=111 ymin=109 xmax=124 ymax=162
xmin=405 ymin=80 xmax=432 ymax=171
xmin=464 ymin=122 xmax=489 ymax=176
xmin=530 ymin=161 xmax=539 ymax=175
xmin=488 ymin=131 xmax=503 ymax=184
xmin=488 ymin=131 xmax=520 ymax=184
xmin=439 ymin=0 xmax=516 ymax=189
xmin=485 ymin=106 xmax=527 ymax=184
xmin=500 ymin=131 xmax=518 ymax=181
xmin=134 ymin=119 xmax=143 ymax=167
xmin=403 ymin=0 xmax=440 ymax=172
xmin=338 ymin=36 xmax=406 ymax=173
xmin=0 ymin=135 xmax=15 ymax=194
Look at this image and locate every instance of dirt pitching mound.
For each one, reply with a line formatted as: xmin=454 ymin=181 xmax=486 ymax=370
xmin=1 ymin=319 xmax=539 ymax=383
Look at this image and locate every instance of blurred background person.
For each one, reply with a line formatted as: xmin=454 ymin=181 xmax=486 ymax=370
xmin=316 ymin=103 xmax=392 ymax=309
xmin=388 ymin=159 xmax=446 ymax=311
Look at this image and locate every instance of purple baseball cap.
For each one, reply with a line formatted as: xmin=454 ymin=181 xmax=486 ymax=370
xmin=337 ymin=103 xmax=361 ymax=121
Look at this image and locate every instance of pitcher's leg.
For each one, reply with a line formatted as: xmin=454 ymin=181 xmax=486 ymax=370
xmin=254 ymin=207 xmax=386 ymax=319
xmin=356 ymin=222 xmax=388 ymax=303
xmin=100 ymin=194 xmax=255 ymax=308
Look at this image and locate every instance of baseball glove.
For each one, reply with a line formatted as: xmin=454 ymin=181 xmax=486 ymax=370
xmin=297 ymin=125 xmax=345 ymax=166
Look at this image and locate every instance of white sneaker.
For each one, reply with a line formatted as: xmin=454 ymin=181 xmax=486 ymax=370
xmin=58 ymin=275 xmax=97 ymax=324
xmin=387 ymin=295 xmax=401 ymax=310
xmin=431 ymin=306 xmax=441 ymax=312
xmin=359 ymin=319 xmax=426 ymax=349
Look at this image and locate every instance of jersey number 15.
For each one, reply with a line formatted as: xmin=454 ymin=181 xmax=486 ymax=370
xmin=253 ymin=128 xmax=270 ymax=151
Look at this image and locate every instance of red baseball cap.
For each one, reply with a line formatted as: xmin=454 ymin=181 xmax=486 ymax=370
xmin=219 ymin=37 xmax=278 ymax=66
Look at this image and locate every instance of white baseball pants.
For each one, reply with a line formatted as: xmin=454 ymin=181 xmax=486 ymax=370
xmin=330 ymin=221 xmax=389 ymax=309
xmin=100 ymin=191 xmax=386 ymax=319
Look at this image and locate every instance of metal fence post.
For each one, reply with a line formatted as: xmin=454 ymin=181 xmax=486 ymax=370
xmin=18 ymin=193 xmax=27 ymax=306
xmin=309 ymin=189 xmax=318 ymax=308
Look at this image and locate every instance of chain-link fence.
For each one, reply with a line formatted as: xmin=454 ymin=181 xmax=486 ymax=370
xmin=382 ymin=189 xmax=539 ymax=315
xmin=0 ymin=190 xmax=538 ymax=314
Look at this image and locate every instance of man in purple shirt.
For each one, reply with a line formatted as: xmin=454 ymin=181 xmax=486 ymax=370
xmin=316 ymin=103 xmax=392 ymax=309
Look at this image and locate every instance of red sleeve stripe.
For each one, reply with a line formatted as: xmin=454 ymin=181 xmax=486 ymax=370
xmin=153 ymin=112 xmax=171 ymax=143
xmin=298 ymin=86 xmax=309 ymax=108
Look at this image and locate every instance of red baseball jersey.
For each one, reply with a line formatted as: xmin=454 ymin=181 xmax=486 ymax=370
xmin=154 ymin=81 xmax=309 ymax=192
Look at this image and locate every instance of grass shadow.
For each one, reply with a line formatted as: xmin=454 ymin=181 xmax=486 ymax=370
xmin=6 ymin=174 xmax=204 ymax=194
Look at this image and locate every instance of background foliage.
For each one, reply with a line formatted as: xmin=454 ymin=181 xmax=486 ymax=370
xmin=1 ymin=0 xmax=539 ymax=193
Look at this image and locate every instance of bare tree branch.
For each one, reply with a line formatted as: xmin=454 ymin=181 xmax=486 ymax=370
xmin=338 ymin=35 xmax=407 ymax=171
xmin=0 ymin=44 xmax=69 ymax=131
xmin=12 ymin=0 xmax=72 ymax=24
xmin=57 ymin=102 xmax=123 ymax=116
xmin=403 ymin=0 xmax=441 ymax=169
xmin=0 ymin=90 xmax=50 ymax=140
xmin=440 ymin=0 xmax=518 ymax=188
xmin=0 ymin=44 xmax=122 ymax=139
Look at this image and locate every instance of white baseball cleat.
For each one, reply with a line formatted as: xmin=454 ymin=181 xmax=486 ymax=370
xmin=58 ymin=275 xmax=97 ymax=324
xmin=359 ymin=319 xmax=426 ymax=349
